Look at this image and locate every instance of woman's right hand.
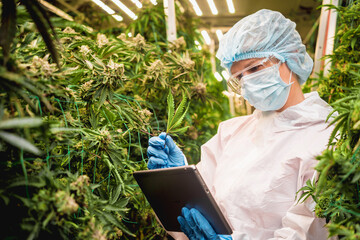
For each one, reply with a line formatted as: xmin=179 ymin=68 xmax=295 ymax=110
xmin=147 ymin=132 xmax=185 ymax=169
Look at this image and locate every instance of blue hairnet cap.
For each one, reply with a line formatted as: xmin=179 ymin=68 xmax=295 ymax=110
xmin=216 ymin=9 xmax=313 ymax=85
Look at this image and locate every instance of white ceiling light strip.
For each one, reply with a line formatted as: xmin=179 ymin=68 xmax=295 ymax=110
xmin=214 ymin=72 xmax=223 ymax=81
xmin=150 ymin=0 xmax=158 ymax=5
xmin=201 ymin=30 xmax=211 ymax=45
xmin=130 ymin=0 xmax=142 ymax=8
xmin=91 ymin=0 xmax=123 ymax=21
xmin=216 ymin=29 xmax=223 ymax=41
xmin=91 ymin=0 xmax=115 ymax=14
xmin=206 ymin=0 xmax=218 ymax=15
xmin=194 ymin=40 xmax=202 ymax=50
xmin=226 ymin=0 xmax=235 ymax=13
xmin=112 ymin=14 xmax=123 ymax=21
xmin=221 ymin=70 xmax=230 ymax=79
xmin=110 ymin=0 xmax=138 ymax=20
xmin=189 ymin=0 xmax=202 ymax=16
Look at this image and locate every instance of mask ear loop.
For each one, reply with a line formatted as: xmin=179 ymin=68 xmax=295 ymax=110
xmin=288 ymin=70 xmax=294 ymax=85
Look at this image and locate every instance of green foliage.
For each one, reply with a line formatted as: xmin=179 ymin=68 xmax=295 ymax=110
xmin=166 ymin=91 xmax=189 ymax=135
xmin=299 ymin=2 xmax=360 ymax=239
xmin=0 ymin=1 xmax=230 ymax=239
xmin=1 ymin=167 xmax=133 ymax=239
xmin=0 ymin=1 xmax=59 ymax=66
xmin=314 ymin=2 xmax=360 ymax=103
xmin=126 ymin=0 xmax=203 ymax=49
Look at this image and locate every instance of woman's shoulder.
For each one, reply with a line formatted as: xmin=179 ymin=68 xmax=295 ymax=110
xmin=218 ymin=114 xmax=255 ymax=132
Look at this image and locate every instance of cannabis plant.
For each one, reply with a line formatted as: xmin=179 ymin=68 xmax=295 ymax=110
xmin=0 ymin=5 xmax=230 ymax=240
xmin=299 ymin=2 xmax=360 ymax=239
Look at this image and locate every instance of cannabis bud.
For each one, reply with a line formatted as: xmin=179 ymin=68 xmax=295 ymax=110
xmin=55 ymin=190 xmax=79 ymax=215
xmin=180 ymin=52 xmax=195 ymax=71
xmin=133 ymin=33 xmax=147 ymax=50
xmin=70 ymin=175 xmax=90 ymax=191
xmin=188 ymin=126 xmax=198 ymax=140
xmin=139 ymin=109 xmax=153 ymax=123
xmin=147 ymin=60 xmax=164 ymax=77
xmin=192 ymin=82 xmax=206 ymax=95
xmin=63 ymin=26 xmax=77 ymax=34
xmin=117 ymin=33 xmax=127 ymax=41
xmin=97 ymin=129 xmax=112 ymax=145
xmin=191 ymin=82 xmax=207 ymax=102
xmin=169 ymin=36 xmax=186 ymax=50
xmin=30 ymin=55 xmax=57 ymax=76
xmin=97 ymin=33 xmax=109 ymax=48
xmin=79 ymin=80 xmax=94 ymax=99
xmin=107 ymin=59 xmax=123 ymax=70
xmin=80 ymin=45 xmax=92 ymax=56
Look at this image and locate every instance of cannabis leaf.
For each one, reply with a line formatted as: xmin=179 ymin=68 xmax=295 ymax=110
xmin=166 ymin=91 xmax=189 ymax=136
xmin=295 ymin=178 xmax=317 ymax=204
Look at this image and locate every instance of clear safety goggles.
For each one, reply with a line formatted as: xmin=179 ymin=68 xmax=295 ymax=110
xmin=227 ymin=57 xmax=280 ymax=94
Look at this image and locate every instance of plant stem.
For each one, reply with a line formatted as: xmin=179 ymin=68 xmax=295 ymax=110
xmin=138 ymin=129 xmax=155 ymax=136
xmin=164 ymin=132 xmax=168 ymax=149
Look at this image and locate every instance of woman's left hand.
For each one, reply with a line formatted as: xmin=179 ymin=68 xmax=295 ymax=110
xmin=177 ymin=207 xmax=232 ymax=240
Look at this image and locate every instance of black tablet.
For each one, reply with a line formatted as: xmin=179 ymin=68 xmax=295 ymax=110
xmin=133 ymin=165 xmax=233 ymax=235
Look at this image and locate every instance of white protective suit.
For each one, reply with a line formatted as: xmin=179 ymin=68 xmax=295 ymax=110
xmin=169 ymin=92 xmax=335 ymax=240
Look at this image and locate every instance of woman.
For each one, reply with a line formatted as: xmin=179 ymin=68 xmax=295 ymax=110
xmin=147 ymin=9 xmax=335 ymax=240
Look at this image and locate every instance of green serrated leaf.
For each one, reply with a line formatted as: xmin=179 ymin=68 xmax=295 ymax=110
xmin=170 ymin=103 xmax=189 ymax=131
xmin=98 ymin=88 xmax=108 ymax=108
xmin=102 ymin=106 xmax=116 ymax=123
xmin=114 ymin=198 xmax=129 ymax=208
xmin=92 ymin=55 xmax=106 ymax=69
xmin=171 ymin=126 xmax=189 ymax=134
xmin=166 ymin=91 xmax=175 ymax=132
xmin=85 ymin=60 xmax=94 ymax=70
xmin=169 ymin=93 xmax=187 ymax=127
xmin=81 ymin=128 xmax=101 ymax=136
xmin=110 ymin=185 xmax=122 ymax=205
xmin=328 ymin=116 xmax=347 ymax=145
xmin=0 ymin=131 xmax=42 ymax=155
xmin=103 ymin=205 xmax=129 ymax=212
xmin=96 ymin=210 xmax=135 ymax=237
xmin=351 ymin=38 xmax=356 ymax=50
xmin=0 ymin=117 xmax=43 ymax=129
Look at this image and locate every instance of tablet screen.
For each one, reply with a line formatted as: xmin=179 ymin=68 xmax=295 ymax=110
xmin=133 ymin=165 xmax=233 ymax=235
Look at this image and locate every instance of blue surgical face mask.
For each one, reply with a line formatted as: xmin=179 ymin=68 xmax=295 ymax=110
xmin=240 ymin=63 xmax=293 ymax=111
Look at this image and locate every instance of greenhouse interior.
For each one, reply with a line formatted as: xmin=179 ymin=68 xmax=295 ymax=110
xmin=0 ymin=0 xmax=359 ymax=239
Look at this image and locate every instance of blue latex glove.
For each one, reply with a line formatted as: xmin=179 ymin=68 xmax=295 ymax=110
xmin=177 ymin=207 xmax=232 ymax=240
xmin=147 ymin=132 xmax=185 ymax=169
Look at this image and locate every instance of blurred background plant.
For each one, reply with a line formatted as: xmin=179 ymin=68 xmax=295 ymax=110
xmin=298 ymin=1 xmax=360 ymax=239
xmin=0 ymin=1 xmax=229 ymax=239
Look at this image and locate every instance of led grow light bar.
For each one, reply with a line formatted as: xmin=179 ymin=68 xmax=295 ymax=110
xmin=201 ymin=30 xmax=211 ymax=45
xmin=91 ymin=0 xmax=123 ymax=21
xmin=226 ymin=0 xmax=235 ymax=14
xmin=194 ymin=40 xmax=202 ymax=50
xmin=221 ymin=70 xmax=230 ymax=79
xmin=110 ymin=0 xmax=138 ymax=20
xmin=91 ymin=0 xmax=115 ymax=14
xmin=189 ymin=0 xmax=202 ymax=16
xmin=130 ymin=0 xmax=142 ymax=8
xmin=206 ymin=0 xmax=218 ymax=15
xmin=216 ymin=29 xmax=223 ymax=42
xmin=214 ymin=72 xmax=223 ymax=81
xmin=112 ymin=14 xmax=123 ymax=21
xmin=150 ymin=0 xmax=157 ymax=5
